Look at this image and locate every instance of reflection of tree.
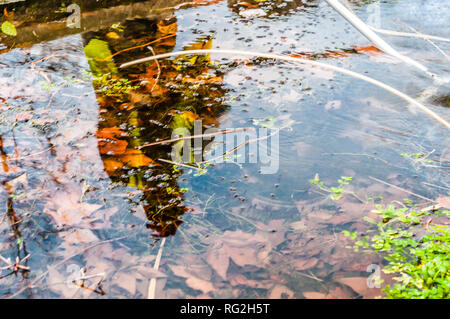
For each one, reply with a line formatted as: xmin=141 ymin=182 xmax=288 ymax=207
xmin=83 ymin=17 xmax=230 ymax=237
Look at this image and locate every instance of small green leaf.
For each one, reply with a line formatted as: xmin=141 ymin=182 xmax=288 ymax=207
xmin=1 ymin=21 xmax=17 ymax=36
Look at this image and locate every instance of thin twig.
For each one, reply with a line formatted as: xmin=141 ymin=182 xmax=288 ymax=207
xmin=422 ymin=182 xmax=450 ymax=192
xmin=157 ymin=158 xmax=203 ymax=170
xmin=140 ymin=128 xmax=254 ymax=148
xmin=147 ymin=238 xmax=166 ymax=299
xmin=97 ymin=34 xmax=176 ymax=62
xmin=200 ymin=128 xmax=278 ymax=164
xmin=120 ymin=49 xmax=450 ymax=129
xmin=406 ymin=25 xmax=450 ymax=63
xmin=7 ymin=146 xmax=54 ymax=162
xmin=368 ymin=176 xmax=434 ymax=203
xmin=147 ymin=46 xmax=161 ymax=92
xmin=31 ymin=54 xmax=81 ymax=65
xmin=370 ymin=26 xmax=450 ymax=44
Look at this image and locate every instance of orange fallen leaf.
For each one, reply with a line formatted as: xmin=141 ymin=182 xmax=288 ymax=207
xmin=97 ymin=126 xmax=125 ymax=139
xmin=103 ymin=159 xmax=123 ymax=171
xmin=354 ymin=45 xmax=382 ymax=55
xmin=120 ymin=149 xmax=156 ymax=167
xmin=157 ymin=21 xmax=177 ymax=35
xmin=98 ymin=139 xmax=128 ymax=155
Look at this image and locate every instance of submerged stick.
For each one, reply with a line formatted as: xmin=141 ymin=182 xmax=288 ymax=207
xmin=324 ymin=0 xmax=430 ymax=74
xmin=148 ymin=237 xmax=166 ymax=299
xmin=120 ymin=49 xmax=450 ymax=130
xmin=368 ymin=176 xmax=434 ymax=203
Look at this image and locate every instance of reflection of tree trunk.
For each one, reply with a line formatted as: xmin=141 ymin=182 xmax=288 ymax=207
xmin=0 ymin=0 xmax=183 ymax=53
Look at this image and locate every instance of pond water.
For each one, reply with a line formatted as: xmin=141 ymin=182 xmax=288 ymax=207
xmin=0 ymin=0 xmax=449 ymax=298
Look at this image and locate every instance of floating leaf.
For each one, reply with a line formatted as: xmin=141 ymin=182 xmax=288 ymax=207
xmin=1 ymin=21 xmax=17 ymax=36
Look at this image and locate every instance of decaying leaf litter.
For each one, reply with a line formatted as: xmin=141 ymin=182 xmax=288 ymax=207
xmin=0 ymin=0 xmax=449 ymax=298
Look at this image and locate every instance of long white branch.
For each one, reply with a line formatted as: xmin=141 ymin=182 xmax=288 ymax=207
xmin=324 ymin=0 xmax=430 ymax=75
xmin=119 ymin=49 xmax=450 ymax=130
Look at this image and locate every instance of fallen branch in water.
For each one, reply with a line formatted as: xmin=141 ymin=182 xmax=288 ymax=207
xmin=120 ymin=49 xmax=450 ymax=130
xmin=325 ymin=0 xmax=430 ymax=74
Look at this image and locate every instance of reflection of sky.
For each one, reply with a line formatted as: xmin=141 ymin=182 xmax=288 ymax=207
xmin=175 ymin=1 xmax=365 ymax=53
xmin=173 ymin=0 xmax=450 ymax=199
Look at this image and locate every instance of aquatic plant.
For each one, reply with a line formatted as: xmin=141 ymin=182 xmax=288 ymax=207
xmin=344 ymin=203 xmax=450 ymax=299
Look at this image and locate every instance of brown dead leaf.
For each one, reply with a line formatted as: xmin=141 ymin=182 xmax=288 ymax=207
xmin=186 ymin=277 xmax=215 ymax=294
xmin=337 ymin=277 xmax=381 ymax=299
xmin=205 ymin=230 xmax=272 ymax=276
xmin=44 ymin=191 xmax=102 ymax=227
xmin=303 ymin=291 xmax=327 ymax=299
xmin=228 ymin=273 xmax=272 ymax=289
xmin=206 ymin=246 xmax=230 ymax=280
xmin=303 ymin=287 xmax=350 ymax=299
xmin=290 ymin=220 xmax=308 ymax=231
xmin=269 ymin=285 xmax=294 ymax=299
xmin=114 ymin=273 xmax=137 ymax=296
xmin=437 ymin=196 xmax=450 ymax=209
xmin=59 ymin=228 xmax=99 ymax=250
xmin=292 ymin=257 xmax=318 ymax=271
xmin=15 ymin=112 xmax=32 ymax=122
